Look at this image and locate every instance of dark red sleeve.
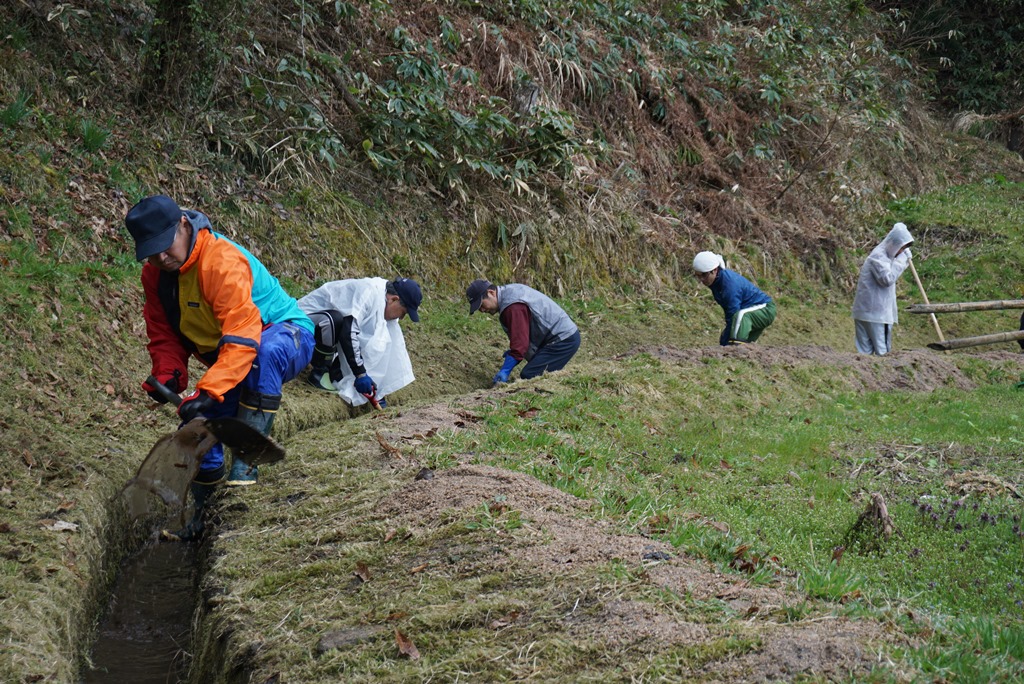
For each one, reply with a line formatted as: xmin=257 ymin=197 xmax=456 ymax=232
xmin=500 ymin=303 xmax=531 ymax=361
xmin=141 ymin=265 xmax=191 ymax=390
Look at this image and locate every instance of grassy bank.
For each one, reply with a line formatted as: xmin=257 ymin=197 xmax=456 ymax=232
xmin=2 ymin=177 xmax=1024 ymax=682
xmin=193 ymin=342 xmax=1024 ymax=682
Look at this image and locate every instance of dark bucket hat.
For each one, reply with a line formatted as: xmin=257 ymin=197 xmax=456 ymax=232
xmin=125 ymin=195 xmax=183 ymax=261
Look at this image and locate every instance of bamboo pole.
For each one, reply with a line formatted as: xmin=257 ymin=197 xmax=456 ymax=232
xmin=927 ymin=330 xmax=1024 ymax=351
xmin=907 ymin=258 xmax=944 ymax=342
xmin=907 ymin=299 xmax=1024 ymax=314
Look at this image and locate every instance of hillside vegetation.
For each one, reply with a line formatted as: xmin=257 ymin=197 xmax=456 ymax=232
xmin=2 ymin=1 xmax=1024 ymax=682
xmin=3 ymin=0 xmax=1022 ymax=293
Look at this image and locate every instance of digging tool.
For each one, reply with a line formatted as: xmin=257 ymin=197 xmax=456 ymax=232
xmin=118 ymin=420 xmax=218 ymax=518
xmin=361 ymin=389 xmax=382 ymax=410
xmin=907 ymin=258 xmax=945 ymax=343
xmin=145 ymin=375 xmax=285 ymax=466
xmin=118 ymin=377 xmax=286 ymax=517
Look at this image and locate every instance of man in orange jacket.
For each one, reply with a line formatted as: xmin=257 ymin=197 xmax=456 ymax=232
xmin=125 ymin=195 xmax=314 ymax=538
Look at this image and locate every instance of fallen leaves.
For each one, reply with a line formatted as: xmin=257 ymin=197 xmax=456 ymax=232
xmin=41 ymin=520 xmax=78 ymax=532
xmin=394 ymin=629 xmax=420 ymax=660
xmin=832 ymin=545 xmax=846 ymax=564
xmin=729 ymin=543 xmax=779 ymax=575
xmin=488 ymin=610 xmax=521 ymax=630
xmin=354 ymin=561 xmax=372 ymax=583
xmin=375 ymin=432 xmax=403 ymax=459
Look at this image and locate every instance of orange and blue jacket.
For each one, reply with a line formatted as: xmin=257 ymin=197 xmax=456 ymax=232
xmin=142 ymin=216 xmax=313 ymax=402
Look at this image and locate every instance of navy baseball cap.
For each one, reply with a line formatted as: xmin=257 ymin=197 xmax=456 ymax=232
xmin=125 ymin=195 xmax=183 ymax=261
xmin=466 ymin=279 xmax=493 ymax=314
xmin=392 ymin=278 xmax=422 ymax=322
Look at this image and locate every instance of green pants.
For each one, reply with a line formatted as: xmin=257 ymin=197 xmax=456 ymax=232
xmin=730 ymin=301 xmax=776 ymax=343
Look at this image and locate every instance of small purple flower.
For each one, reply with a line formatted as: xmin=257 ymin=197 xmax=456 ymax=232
xmin=955 ymin=523 xmax=964 ymax=532
xmin=929 ymin=581 xmax=937 ymax=589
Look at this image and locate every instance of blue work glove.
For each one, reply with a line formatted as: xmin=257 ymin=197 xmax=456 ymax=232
xmin=178 ymin=390 xmax=216 ymax=423
xmin=354 ymin=374 xmax=376 ymax=395
xmin=492 ymin=351 xmax=520 ymax=386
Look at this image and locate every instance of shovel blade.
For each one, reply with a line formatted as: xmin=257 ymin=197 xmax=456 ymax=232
xmin=204 ymin=417 xmax=285 ymax=466
xmin=119 ymin=420 xmax=218 ymax=518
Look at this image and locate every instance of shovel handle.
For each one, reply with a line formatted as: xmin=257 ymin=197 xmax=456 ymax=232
xmin=361 ymin=392 xmax=381 ymax=410
xmin=146 ymin=375 xmax=182 ymax=406
xmin=907 ymin=258 xmax=945 ymax=342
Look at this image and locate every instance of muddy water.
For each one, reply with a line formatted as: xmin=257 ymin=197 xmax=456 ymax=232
xmin=82 ymin=540 xmax=197 ymax=683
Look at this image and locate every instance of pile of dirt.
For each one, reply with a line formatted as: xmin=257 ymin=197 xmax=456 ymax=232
xmin=621 ymin=344 xmax=1024 ymax=393
xmin=368 ymin=396 xmax=903 ymax=681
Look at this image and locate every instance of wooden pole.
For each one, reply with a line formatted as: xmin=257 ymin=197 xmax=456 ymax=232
xmin=907 ymin=299 xmax=1024 ymax=314
xmin=907 ymin=258 xmax=945 ymax=342
xmin=927 ymin=329 xmax=1024 ymax=351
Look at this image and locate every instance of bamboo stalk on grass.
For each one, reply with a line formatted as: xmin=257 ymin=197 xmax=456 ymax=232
xmin=908 ymin=299 xmax=1024 ymax=314
xmin=927 ymin=329 xmax=1024 ymax=351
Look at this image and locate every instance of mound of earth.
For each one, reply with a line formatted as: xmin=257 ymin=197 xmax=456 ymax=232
xmin=620 ymin=344 xmax=1024 ymax=392
xmin=365 ymin=397 xmax=906 ymax=681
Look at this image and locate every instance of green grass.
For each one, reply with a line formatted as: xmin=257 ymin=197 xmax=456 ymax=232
xmin=428 ymin=361 xmax=1024 ymax=622
xmin=886 ymin=179 xmax=1024 ymax=307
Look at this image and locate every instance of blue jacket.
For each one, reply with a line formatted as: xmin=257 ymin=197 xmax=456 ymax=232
xmin=709 ymin=268 xmax=772 ymax=345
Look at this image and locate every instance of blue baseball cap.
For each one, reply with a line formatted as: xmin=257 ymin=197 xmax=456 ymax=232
xmin=392 ymin=278 xmax=421 ymax=322
xmin=125 ymin=195 xmax=183 ymax=261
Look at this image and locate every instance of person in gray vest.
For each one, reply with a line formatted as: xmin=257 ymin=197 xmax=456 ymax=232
xmin=466 ymin=279 xmax=581 ymax=385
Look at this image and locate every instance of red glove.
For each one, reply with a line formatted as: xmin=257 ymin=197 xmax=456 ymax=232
xmin=142 ymin=370 xmax=185 ymax=404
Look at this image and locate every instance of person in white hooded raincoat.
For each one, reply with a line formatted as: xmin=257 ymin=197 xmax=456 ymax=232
xmin=851 ymin=222 xmax=914 ymax=355
xmin=298 ymin=277 xmax=420 ymax=407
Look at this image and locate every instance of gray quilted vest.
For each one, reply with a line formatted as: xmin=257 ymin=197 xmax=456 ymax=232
xmin=497 ymin=284 xmax=578 ymax=361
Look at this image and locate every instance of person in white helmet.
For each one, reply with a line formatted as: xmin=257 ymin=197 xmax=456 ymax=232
xmin=851 ymin=222 xmax=914 ymax=355
xmin=692 ymin=251 xmax=776 ymax=346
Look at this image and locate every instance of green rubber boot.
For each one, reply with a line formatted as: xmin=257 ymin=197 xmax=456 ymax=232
xmin=306 ymin=345 xmax=335 ymax=392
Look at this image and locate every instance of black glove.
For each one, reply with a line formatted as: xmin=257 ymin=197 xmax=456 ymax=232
xmin=143 ymin=370 xmax=183 ymax=404
xmin=178 ymin=390 xmax=216 ymax=422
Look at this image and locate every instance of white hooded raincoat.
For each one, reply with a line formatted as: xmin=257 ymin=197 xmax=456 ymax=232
xmin=852 ymin=223 xmax=914 ymax=325
xmin=298 ymin=278 xmax=415 ymax=406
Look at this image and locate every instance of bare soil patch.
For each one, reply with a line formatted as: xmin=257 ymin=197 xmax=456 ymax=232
xmin=699 ymin=619 xmax=892 ymax=683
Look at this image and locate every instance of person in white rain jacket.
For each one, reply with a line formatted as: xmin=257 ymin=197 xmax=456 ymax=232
xmin=298 ymin=277 xmax=420 ymax=407
xmin=851 ymin=222 xmax=914 ymax=355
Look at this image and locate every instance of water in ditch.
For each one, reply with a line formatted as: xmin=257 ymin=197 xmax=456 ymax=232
xmin=81 ymin=538 xmax=197 ymax=683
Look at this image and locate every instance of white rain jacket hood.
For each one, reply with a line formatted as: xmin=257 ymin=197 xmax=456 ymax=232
xmin=851 ymin=223 xmax=914 ymax=324
xmin=298 ymin=278 xmax=415 ymax=406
